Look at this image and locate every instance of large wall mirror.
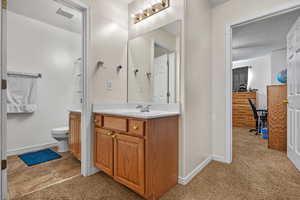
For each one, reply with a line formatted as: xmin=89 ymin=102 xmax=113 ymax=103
xmin=128 ymin=20 xmax=181 ymax=104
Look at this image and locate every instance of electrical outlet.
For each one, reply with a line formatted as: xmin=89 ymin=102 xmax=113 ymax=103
xmin=105 ymin=80 xmax=113 ymax=91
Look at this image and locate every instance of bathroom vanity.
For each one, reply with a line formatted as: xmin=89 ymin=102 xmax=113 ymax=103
xmin=92 ymin=19 xmax=181 ymax=199
xmin=69 ymin=112 xmax=81 ymax=160
xmin=93 ymin=111 xmax=179 ymax=200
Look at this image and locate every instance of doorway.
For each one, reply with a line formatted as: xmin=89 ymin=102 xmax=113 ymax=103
xmin=226 ymin=5 xmax=300 ymax=171
xmin=0 ymin=0 xmax=90 ymax=199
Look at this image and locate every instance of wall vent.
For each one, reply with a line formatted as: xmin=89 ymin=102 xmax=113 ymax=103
xmin=56 ymin=8 xmax=74 ymax=19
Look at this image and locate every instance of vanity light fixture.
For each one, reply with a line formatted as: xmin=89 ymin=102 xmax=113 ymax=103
xmin=132 ymin=0 xmax=170 ymax=24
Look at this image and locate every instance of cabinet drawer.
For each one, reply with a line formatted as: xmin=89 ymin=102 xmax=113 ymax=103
xmin=103 ymin=116 xmax=127 ymax=132
xmin=94 ymin=114 xmax=103 ymax=128
xmin=128 ymin=119 xmax=145 ymax=136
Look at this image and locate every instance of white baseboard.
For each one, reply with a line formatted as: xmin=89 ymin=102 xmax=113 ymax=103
xmin=212 ymin=155 xmax=231 ymax=164
xmin=7 ymin=142 xmax=58 ymax=156
xmin=178 ymin=156 xmax=212 ymax=185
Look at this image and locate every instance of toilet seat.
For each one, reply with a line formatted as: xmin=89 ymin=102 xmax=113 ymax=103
xmin=51 ymin=127 xmax=69 ymax=138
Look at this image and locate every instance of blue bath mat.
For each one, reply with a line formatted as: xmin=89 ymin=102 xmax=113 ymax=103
xmin=18 ymin=149 xmax=62 ymax=166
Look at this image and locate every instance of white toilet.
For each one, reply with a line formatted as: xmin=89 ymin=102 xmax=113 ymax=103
xmin=51 ymin=127 xmax=69 ymax=152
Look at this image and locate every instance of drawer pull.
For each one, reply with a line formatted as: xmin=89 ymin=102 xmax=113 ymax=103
xmin=107 ymin=131 xmax=113 ymax=136
xmin=133 ymin=125 xmax=139 ymax=130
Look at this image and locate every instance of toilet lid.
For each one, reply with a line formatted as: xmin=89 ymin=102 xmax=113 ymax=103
xmin=52 ymin=127 xmax=69 ymax=134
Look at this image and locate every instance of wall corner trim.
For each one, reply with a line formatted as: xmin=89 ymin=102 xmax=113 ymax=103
xmin=178 ymin=156 xmax=212 ymax=185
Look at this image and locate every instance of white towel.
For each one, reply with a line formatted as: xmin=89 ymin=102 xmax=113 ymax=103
xmin=7 ymin=75 xmax=38 ymax=114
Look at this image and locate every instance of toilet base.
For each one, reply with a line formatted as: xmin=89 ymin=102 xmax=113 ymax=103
xmin=57 ymin=140 xmax=69 ymax=152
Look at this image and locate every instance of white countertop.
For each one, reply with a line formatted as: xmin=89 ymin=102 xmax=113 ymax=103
xmin=69 ymin=109 xmax=81 ymax=113
xmin=92 ymin=103 xmax=180 ymax=119
xmin=68 ymin=105 xmax=82 ymax=113
xmin=93 ymin=109 xmax=179 ymax=119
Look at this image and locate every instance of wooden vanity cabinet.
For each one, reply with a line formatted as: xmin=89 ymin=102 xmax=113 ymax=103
xmin=94 ymin=114 xmax=179 ymax=200
xmin=69 ymin=112 xmax=81 ymax=160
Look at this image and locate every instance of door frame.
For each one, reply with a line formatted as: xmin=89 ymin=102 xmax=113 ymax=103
xmin=225 ymin=3 xmax=300 ymax=163
xmin=45 ymin=0 xmax=94 ymax=176
xmin=0 ymin=0 xmax=92 ymax=198
xmin=0 ymin=0 xmax=7 ymax=198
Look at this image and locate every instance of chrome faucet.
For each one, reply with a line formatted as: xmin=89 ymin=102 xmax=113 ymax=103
xmin=136 ymin=104 xmax=151 ymax=112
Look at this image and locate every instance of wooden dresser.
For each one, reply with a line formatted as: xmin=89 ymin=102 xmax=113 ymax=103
xmin=93 ymin=113 xmax=179 ymax=200
xmin=69 ymin=112 xmax=81 ymax=160
xmin=232 ymin=92 xmax=256 ymax=128
xmin=267 ymin=85 xmax=287 ymax=151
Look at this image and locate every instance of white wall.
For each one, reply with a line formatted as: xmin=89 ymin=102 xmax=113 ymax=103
xmin=89 ymin=0 xmax=128 ymax=104
xmin=129 ymin=0 xmax=213 ymax=180
xmin=271 ymin=49 xmax=287 ymax=85
xmin=211 ymin=0 xmax=300 ymax=160
xmin=129 ymin=0 xmax=187 ymax=178
xmin=7 ymin=11 xmax=81 ymax=153
xmin=128 ymin=36 xmax=152 ymax=102
xmin=232 ymin=55 xmax=271 ymax=109
xmin=183 ymin=0 xmax=212 ymax=177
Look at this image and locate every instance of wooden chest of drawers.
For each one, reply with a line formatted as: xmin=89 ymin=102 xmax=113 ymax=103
xmin=94 ymin=113 xmax=179 ymax=200
xmin=232 ymin=92 xmax=256 ymax=128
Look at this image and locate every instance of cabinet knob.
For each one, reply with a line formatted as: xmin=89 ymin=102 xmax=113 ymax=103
xmin=283 ymin=99 xmax=289 ymax=104
xmin=133 ymin=125 xmax=139 ymax=130
xmin=107 ymin=131 xmax=113 ymax=136
xmin=94 ymin=119 xmax=99 ymax=123
xmin=112 ymin=135 xmax=117 ymax=139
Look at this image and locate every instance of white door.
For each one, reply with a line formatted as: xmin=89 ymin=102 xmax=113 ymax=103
xmin=287 ymin=18 xmax=300 ymax=171
xmin=153 ymin=54 xmax=168 ymax=103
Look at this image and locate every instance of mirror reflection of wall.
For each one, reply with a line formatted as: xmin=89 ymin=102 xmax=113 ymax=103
xmin=128 ymin=20 xmax=181 ymax=104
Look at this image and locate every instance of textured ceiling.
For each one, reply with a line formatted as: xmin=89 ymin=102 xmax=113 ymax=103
xmin=232 ymin=9 xmax=300 ymax=61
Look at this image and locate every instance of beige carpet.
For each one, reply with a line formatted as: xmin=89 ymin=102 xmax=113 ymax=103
xmin=15 ymin=128 xmax=300 ymax=200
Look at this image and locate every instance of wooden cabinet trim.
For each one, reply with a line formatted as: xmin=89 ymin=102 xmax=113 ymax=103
xmin=128 ymin=119 xmax=145 ymax=137
xmin=103 ymin=116 xmax=127 ymax=132
xmin=94 ymin=114 xmax=147 ymax=138
xmin=94 ymin=114 xmax=103 ymax=128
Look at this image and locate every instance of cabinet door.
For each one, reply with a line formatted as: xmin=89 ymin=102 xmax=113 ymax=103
xmin=94 ymin=128 xmax=114 ymax=176
xmin=113 ymin=134 xmax=145 ymax=195
xmin=69 ymin=113 xmax=81 ymax=160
